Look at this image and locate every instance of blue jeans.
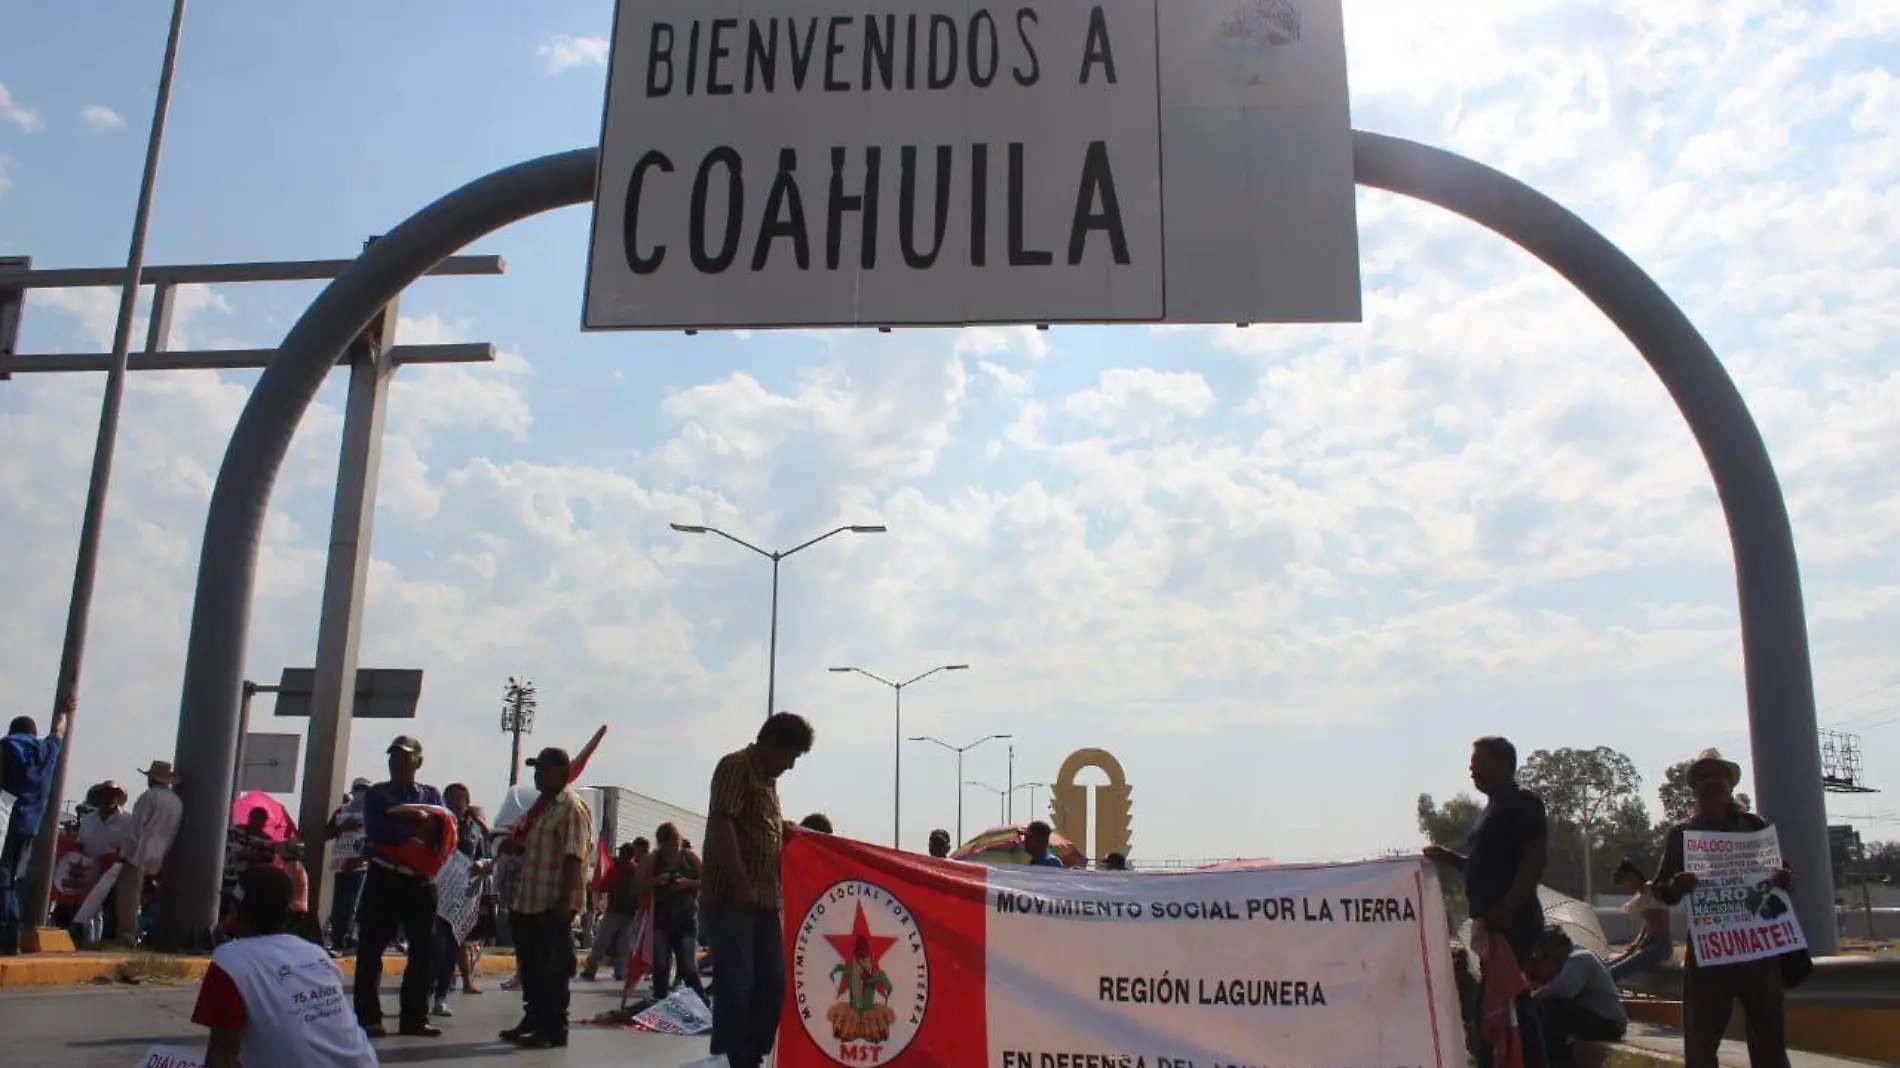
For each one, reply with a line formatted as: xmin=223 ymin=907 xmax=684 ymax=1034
xmin=1609 ymin=938 xmax=1672 ymax=982
xmin=432 ymin=917 xmax=461 ymax=1000
xmin=654 ymin=918 xmax=706 ymax=999
xmin=328 ymin=867 xmax=365 ymax=948
xmin=0 ymin=832 xmax=33 ymax=955
xmin=704 ymin=897 xmax=784 ymax=1068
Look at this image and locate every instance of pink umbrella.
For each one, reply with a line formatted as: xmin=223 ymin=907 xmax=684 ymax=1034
xmin=231 ymin=790 xmax=297 ymax=842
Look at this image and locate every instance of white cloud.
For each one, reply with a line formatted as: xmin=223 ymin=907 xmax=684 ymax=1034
xmin=537 ymin=34 xmax=608 ymax=75
xmin=79 ymin=104 xmax=124 ymax=132
xmin=0 ymin=82 xmax=41 ymax=132
xmin=2 ymin=2 xmax=1898 ymax=866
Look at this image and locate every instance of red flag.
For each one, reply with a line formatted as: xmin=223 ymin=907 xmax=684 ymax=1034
xmin=778 ymin=833 xmax=989 ymax=1067
xmin=619 ymin=899 xmax=656 ymax=1005
xmin=508 ymin=724 xmax=609 ymax=846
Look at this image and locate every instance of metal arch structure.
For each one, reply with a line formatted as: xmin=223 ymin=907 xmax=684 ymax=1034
xmin=153 ymin=133 xmax=1836 ymax=954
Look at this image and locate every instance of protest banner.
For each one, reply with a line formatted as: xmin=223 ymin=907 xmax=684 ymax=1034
xmin=137 ymin=1045 xmax=205 ymax=1068
xmin=1683 ymin=826 xmax=1806 ymax=966
xmin=0 ymin=790 xmax=14 ymax=842
xmin=433 ymin=850 xmax=481 ymax=943
xmin=778 ymin=834 xmax=1465 ymax=1068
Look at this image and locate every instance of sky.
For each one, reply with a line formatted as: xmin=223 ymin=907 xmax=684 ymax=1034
xmin=1 ymin=0 xmax=1897 ymax=865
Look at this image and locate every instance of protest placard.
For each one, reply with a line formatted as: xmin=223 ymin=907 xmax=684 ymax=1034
xmin=329 ymin=828 xmax=364 ymax=874
xmin=1683 ymin=825 xmax=1806 ymax=966
xmin=137 ymin=1045 xmax=205 ymax=1068
xmin=433 ymin=849 xmax=481 ymax=943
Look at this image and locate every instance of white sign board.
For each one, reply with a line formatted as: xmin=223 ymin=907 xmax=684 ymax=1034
xmin=585 ymin=0 xmax=1359 ymax=330
xmin=238 ymin=733 xmax=300 ymax=795
xmin=1684 ymin=826 xmax=1807 ymax=967
xmin=0 ymin=790 xmax=14 ymax=843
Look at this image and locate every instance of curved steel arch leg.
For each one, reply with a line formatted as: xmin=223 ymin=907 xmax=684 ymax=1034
xmin=158 ymin=133 xmax=1831 ymax=953
xmin=153 ymin=148 xmax=599 ymax=947
xmin=1351 ymin=130 xmax=1831 ymax=951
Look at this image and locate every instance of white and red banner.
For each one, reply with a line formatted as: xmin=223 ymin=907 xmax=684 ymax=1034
xmin=1683 ymin=826 xmax=1807 ymax=967
xmin=778 ymin=834 xmax=1466 ymax=1068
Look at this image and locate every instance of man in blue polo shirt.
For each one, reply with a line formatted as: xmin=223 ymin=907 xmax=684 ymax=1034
xmin=353 ymin=734 xmax=445 ymax=1039
xmin=1 ymin=695 xmax=75 ymax=955
xmin=1426 ymin=735 xmax=1549 ymax=1068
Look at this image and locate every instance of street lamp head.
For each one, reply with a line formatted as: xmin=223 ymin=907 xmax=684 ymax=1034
xmin=944 ymin=664 xmax=970 ymax=671
xmin=848 ymin=525 xmax=888 ymax=534
xmin=670 ymin=523 xmax=708 ymax=534
xmin=993 ymin=733 xmax=1015 ymax=740
xmin=828 ymin=667 xmax=854 ymax=673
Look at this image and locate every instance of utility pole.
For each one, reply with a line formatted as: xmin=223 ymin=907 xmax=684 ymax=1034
xmin=24 ymin=0 xmax=188 ymax=929
xmin=501 ymin=677 xmax=537 ymax=787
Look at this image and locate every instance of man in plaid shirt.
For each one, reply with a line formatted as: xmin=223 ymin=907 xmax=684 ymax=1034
xmin=704 ymin=712 xmax=816 ymax=1068
xmin=498 ymin=746 xmax=593 ymax=1050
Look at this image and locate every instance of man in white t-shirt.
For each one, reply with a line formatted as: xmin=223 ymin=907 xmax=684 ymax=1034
xmin=190 ymin=865 xmax=379 ymax=1068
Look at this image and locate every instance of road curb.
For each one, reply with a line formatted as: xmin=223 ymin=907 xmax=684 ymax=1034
xmin=0 ymin=949 xmax=536 ymax=989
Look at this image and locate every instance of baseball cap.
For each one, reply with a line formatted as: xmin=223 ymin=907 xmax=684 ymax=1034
xmin=387 ymin=735 xmax=423 ymax=757
xmin=525 ymin=746 xmax=571 ymax=769
xmin=350 ymin=776 xmax=373 ymax=791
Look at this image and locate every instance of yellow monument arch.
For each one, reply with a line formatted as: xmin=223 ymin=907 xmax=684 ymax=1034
xmin=1050 ymin=748 xmax=1133 ymax=863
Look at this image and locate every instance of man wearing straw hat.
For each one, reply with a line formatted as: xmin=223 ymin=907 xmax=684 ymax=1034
xmin=116 ymin=758 xmax=185 ymax=947
xmin=1651 ymin=748 xmax=1796 ymax=1068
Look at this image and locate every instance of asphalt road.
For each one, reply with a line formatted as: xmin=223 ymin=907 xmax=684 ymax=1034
xmin=0 ymin=978 xmax=708 ymax=1067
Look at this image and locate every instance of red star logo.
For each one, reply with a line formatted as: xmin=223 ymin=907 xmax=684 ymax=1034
xmin=823 ymin=901 xmax=900 ymax=996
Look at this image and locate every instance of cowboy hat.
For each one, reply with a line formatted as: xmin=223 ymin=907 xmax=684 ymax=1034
xmin=92 ymin=780 xmax=128 ymax=802
xmin=137 ymin=760 xmax=182 ymax=785
xmin=1687 ymin=748 xmax=1741 ymax=787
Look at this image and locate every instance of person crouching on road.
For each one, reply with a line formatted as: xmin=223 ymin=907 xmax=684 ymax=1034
xmin=353 ymin=735 xmax=444 ymax=1039
xmin=498 ymin=746 xmax=594 ymax=1050
xmin=190 ymin=865 xmax=377 ymax=1068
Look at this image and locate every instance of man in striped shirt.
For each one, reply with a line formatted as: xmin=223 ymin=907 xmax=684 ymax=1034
xmin=499 ymin=746 xmax=593 ymax=1050
xmin=703 ymin=712 xmax=815 ymax=1068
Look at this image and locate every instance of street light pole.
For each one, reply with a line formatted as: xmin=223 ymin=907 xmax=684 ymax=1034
xmin=910 ymin=733 xmax=1012 ymax=846
xmin=965 ymin=781 xmax=1007 ymax=825
xmin=830 ymin=664 xmax=970 ymax=848
xmin=1012 ymin=781 xmax=1050 ymax=823
xmin=672 ymin=522 xmax=887 ymax=719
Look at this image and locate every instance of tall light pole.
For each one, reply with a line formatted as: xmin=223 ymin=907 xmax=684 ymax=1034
xmin=24 ymin=0 xmax=190 ymax=926
xmin=830 ymin=664 xmax=969 ymax=849
xmin=672 ymin=522 xmax=886 ymax=719
xmin=1013 ymin=781 xmax=1051 ymax=824
xmin=910 ymin=733 xmax=1012 ymax=846
xmin=501 ymin=677 xmax=537 ymax=787
xmin=965 ymin=781 xmax=1007 ymax=825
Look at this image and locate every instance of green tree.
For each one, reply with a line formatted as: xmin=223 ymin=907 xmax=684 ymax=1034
xmin=1658 ymin=759 xmax=1751 ymax=826
xmin=1416 ymin=793 xmax=1483 ymax=847
xmin=1521 ymin=747 xmax=1643 ymax=900
xmin=1416 ymin=793 xmax=1481 ymax=919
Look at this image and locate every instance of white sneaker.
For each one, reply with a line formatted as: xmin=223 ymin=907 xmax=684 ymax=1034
xmin=430 ymin=997 xmax=453 ymax=1017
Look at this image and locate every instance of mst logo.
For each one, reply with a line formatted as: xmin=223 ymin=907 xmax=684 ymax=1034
xmin=793 ymin=880 xmax=929 ymax=1067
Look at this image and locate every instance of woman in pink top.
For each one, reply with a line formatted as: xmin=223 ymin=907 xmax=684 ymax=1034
xmin=1605 ymin=860 xmax=1673 ymax=982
